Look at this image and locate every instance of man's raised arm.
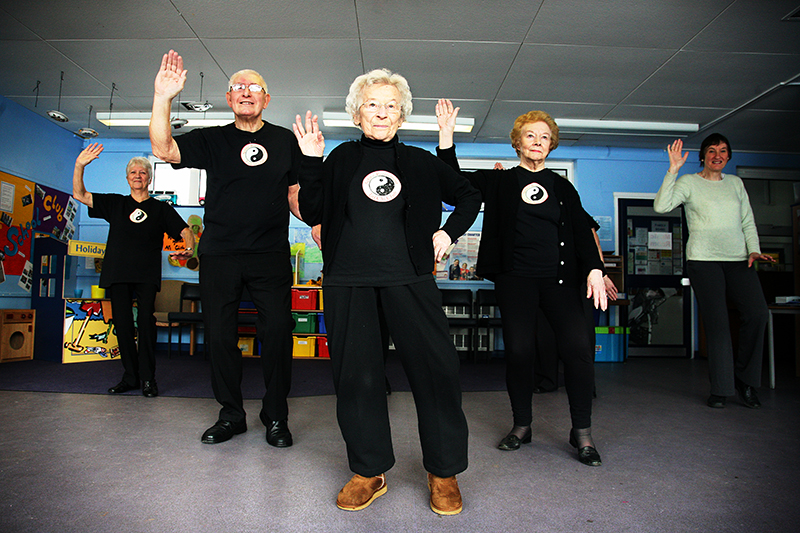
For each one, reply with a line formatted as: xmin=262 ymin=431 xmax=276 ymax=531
xmin=150 ymin=50 xmax=187 ymax=163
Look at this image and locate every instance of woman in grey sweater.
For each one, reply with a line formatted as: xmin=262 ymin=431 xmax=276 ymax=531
xmin=654 ymin=133 xmax=773 ymax=409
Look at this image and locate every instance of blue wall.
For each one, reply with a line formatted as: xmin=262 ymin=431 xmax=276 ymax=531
xmin=3 ymin=94 xmax=800 ymax=310
xmin=0 ymin=96 xmax=83 ymax=309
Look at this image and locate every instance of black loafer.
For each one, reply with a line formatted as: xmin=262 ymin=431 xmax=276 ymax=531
xmin=142 ymin=380 xmax=158 ymax=398
xmin=569 ymin=430 xmax=602 ymax=467
xmin=201 ymin=419 xmax=247 ymax=444
xmin=575 ymin=445 xmax=602 ymax=467
xmin=498 ymin=430 xmax=532 ymax=451
xmin=735 ymin=384 xmax=761 ymax=409
xmin=108 ymin=381 xmax=137 ymax=394
xmin=707 ymin=394 xmax=727 ymax=408
xmin=264 ymin=418 xmax=293 ymax=448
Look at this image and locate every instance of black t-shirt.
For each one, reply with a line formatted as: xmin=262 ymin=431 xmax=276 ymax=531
xmin=173 ymin=122 xmax=300 ymax=255
xmin=89 ymin=194 xmax=188 ymax=289
xmin=325 ymin=136 xmax=425 ymax=287
xmin=512 ymin=167 xmax=560 ymax=277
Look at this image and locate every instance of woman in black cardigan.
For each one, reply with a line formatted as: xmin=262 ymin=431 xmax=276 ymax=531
xmin=437 ymin=101 xmax=607 ymax=466
xmin=293 ymin=70 xmax=480 ymax=515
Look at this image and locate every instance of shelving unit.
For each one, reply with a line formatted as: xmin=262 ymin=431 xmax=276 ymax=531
xmin=239 ymin=286 xmax=328 ymax=359
xmin=291 ymin=286 xmax=326 ymax=358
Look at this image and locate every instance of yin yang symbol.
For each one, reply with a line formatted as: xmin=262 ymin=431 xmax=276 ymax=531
xmin=129 ymin=208 xmax=148 ymax=223
xmin=241 ymin=143 xmax=268 ymax=166
xmin=362 ymin=171 xmax=401 ymax=202
xmin=521 ymin=182 xmax=548 ymax=205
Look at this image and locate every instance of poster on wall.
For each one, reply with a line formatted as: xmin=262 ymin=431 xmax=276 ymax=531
xmin=32 ymin=183 xmax=78 ymax=243
xmin=0 ymin=171 xmax=79 ymax=295
xmin=436 ymin=231 xmax=482 ymax=281
xmin=63 ymin=299 xmax=120 ymax=363
xmin=0 ymin=171 xmax=35 ymax=279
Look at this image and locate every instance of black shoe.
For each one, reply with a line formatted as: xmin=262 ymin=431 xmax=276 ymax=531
xmin=201 ymin=419 xmax=247 ymax=444
xmin=264 ymin=419 xmax=293 ymax=448
xmin=142 ymin=380 xmax=158 ymax=398
xmin=569 ymin=429 xmax=602 ymax=467
xmin=108 ymin=381 xmax=137 ymax=394
xmin=498 ymin=428 xmax=532 ymax=451
xmin=707 ymin=394 xmax=727 ymax=408
xmin=735 ymin=381 xmax=761 ymax=409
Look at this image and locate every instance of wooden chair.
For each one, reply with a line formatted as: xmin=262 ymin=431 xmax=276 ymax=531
xmin=153 ymin=280 xmax=184 ymax=357
xmin=167 ymin=283 xmax=203 ymax=357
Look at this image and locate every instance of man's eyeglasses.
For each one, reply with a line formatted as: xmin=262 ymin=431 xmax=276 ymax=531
xmin=229 ymin=83 xmax=266 ymax=93
xmin=361 ymin=100 xmax=401 ymax=115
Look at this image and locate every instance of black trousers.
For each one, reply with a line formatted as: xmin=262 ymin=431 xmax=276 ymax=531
xmin=687 ymin=260 xmax=768 ymax=396
xmin=199 ymin=253 xmax=294 ymax=424
xmin=495 ymin=274 xmax=595 ymax=429
xmin=325 ymin=280 xmax=469 ymax=478
xmin=108 ymin=282 xmax=158 ymax=386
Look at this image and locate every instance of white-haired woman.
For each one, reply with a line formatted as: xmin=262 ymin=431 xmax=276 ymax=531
xmin=73 ymin=143 xmax=194 ymax=397
xmin=293 ymin=69 xmax=480 ymax=515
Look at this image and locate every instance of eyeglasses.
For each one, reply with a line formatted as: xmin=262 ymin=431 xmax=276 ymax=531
xmin=229 ymin=83 xmax=266 ymax=93
xmin=361 ymin=100 xmax=401 ymax=115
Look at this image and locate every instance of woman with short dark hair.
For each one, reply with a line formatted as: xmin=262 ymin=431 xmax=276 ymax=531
xmin=654 ymin=134 xmax=772 ymax=409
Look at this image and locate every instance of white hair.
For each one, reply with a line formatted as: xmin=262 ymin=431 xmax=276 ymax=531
xmin=126 ymin=157 xmax=152 ymax=179
xmin=345 ymin=68 xmax=412 ymax=125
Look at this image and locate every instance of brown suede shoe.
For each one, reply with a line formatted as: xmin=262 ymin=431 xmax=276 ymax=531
xmin=336 ymin=473 xmax=387 ymax=511
xmin=427 ymin=473 xmax=463 ymax=515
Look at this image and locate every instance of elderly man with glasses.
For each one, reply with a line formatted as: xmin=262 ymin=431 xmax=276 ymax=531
xmin=150 ymin=50 xmax=303 ymax=448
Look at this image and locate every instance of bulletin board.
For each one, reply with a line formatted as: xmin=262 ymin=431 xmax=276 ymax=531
xmin=0 ymin=170 xmax=77 ymax=296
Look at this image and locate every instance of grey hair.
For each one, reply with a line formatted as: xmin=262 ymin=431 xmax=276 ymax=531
xmin=126 ymin=157 xmax=152 ymax=180
xmin=227 ymin=69 xmax=268 ymax=93
xmin=345 ymin=68 xmax=413 ymax=124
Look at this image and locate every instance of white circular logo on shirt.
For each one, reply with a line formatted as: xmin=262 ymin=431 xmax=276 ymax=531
xmin=129 ymin=208 xmax=147 ymax=223
xmin=362 ymin=171 xmax=401 ymax=203
xmin=521 ymin=182 xmax=548 ymax=205
xmin=241 ymin=143 xmax=268 ymax=166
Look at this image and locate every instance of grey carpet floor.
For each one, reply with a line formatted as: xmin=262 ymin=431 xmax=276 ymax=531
xmin=1 ymin=357 xmax=798 ymax=533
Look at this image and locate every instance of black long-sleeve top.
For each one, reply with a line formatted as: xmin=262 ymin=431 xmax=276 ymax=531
xmin=436 ymin=145 xmax=603 ymax=286
xmin=298 ymin=136 xmax=481 ymax=278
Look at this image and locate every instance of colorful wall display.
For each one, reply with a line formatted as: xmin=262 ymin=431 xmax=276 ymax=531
xmin=63 ymin=299 xmax=119 ymax=363
xmin=0 ymin=170 xmax=77 ymax=295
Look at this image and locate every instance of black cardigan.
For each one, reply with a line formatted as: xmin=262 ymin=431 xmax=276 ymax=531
xmin=298 ymin=138 xmax=481 ymax=277
xmin=436 ymin=146 xmax=603 ymax=286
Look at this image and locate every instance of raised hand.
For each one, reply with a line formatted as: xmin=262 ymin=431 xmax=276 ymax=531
xmin=76 ymin=143 xmax=104 ymax=168
xmin=667 ymin=139 xmax=689 ymax=174
xmin=292 ymin=111 xmax=325 ymax=157
xmin=436 ymin=99 xmax=459 ymax=133
xmin=154 ymin=50 xmax=187 ymax=101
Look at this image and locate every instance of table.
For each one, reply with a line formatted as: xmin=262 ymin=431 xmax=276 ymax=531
xmin=766 ymin=304 xmax=800 ymax=389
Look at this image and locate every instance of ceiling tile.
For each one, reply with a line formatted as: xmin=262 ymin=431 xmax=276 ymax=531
xmin=498 ymin=44 xmax=674 ymax=103
xmin=173 ymin=0 xmax=359 ymax=38
xmin=2 ymin=0 xmax=193 ymax=39
xmin=527 ymin=0 xmax=733 ymax=48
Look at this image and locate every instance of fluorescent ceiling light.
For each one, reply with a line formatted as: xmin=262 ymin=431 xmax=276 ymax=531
xmin=96 ymin=111 xmax=233 ymax=127
xmin=555 ymin=118 xmax=698 ymax=135
xmin=322 ymin=111 xmax=474 ymax=133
